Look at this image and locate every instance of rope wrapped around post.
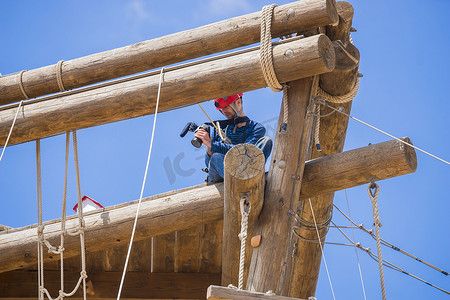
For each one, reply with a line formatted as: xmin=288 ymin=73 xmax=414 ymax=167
xmin=259 ymin=4 xmax=289 ymax=131
xmin=368 ymin=181 xmax=387 ymax=300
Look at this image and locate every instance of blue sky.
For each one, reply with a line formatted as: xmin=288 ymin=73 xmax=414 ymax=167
xmin=1 ymin=0 xmax=449 ymax=299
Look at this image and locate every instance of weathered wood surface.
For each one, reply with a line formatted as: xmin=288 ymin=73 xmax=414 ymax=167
xmin=152 ymin=233 xmax=176 ymax=272
xmin=0 ymin=0 xmax=338 ymax=105
xmin=222 ymin=144 xmax=265 ymax=287
xmin=300 ymin=137 xmax=417 ymax=198
xmin=0 ymin=270 xmax=220 ymax=299
xmin=0 ymin=138 xmax=416 ymax=273
xmin=288 ymin=2 xmax=358 ymax=297
xmin=0 ymin=183 xmax=224 ymax=273
xmin=207 ymin=285 xmax=306 ymax=300
xmin=175 ymin=226 xmax=202 ymax=272
xmin=0 ymin=35 xmax=335 ymax=146
xmin=246 ymin=77 xmax=316 ymax=294
xmin=199 ymin=221 xmax=223 ymax=274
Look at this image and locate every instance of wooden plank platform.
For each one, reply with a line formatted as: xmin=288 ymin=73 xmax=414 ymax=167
xmin=207 ymin=285 xmax=307 ymax=300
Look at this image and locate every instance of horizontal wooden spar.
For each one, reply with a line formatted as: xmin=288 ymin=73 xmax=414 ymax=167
xmin=300 ymin=137 xmax=417 ymax=198
xmin=0 ymin=138 xmax=416 ymax=273
xmin=207 ymin=285 xmax=304 ymax=300
xmin=0 ymin=35 xmax=335 ymax=146
xmin=0 ymin=183 xmax=224 ymax=273
xmin=0 ymin=270 xmax=220 ymax=299
xmin=0 ymin=0 xmax=338 ymax=105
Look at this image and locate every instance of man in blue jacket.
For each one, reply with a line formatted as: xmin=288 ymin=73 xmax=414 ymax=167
xmin=194 ymin=93 xmax=272 ymax=182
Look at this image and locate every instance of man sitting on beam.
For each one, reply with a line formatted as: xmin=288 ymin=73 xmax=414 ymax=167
xmin=195 ymin=93 xmax=273 ymax=182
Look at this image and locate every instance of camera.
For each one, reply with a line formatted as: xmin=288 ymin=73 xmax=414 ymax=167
xmin=180 ymin=122 xmax=210 ymax=148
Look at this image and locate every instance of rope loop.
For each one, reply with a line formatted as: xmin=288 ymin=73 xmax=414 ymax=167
xmin=55 ymin=60 xmax=67 ymax=92
xmin=17 ymin=70 xmax=30 ymax=100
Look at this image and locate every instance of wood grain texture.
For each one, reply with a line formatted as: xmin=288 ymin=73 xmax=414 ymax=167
xmin=246 ymin=78 xmax=316 ymax=294
xmin=300 ymin=137 xmax=417 ymax=198
xmin=152 ymin=233 xmax=176 ymax=273
xmin=288 ymin=2 xmax=356 ymax=297
xmin=175 ymin=226 xmax=201 ymax=273
xmin=0 ymin=138 xmax=415 ymax=274
xmin=222 ymin=144 xmax=265 ymax=287
xmin=0 ymin=35 xmax=335 ymax=146
xmin=0 ymin=0 xmax=338 ymax=105
xmin=207 ymin=285 xmax=306 ymax=300
xmin=0 ymin=270 xmax=220 ymax=299
xmin=0 ymin=183 xmax=225 ymax=273
xmin=199 ymin=221 xmax=223 ymax=274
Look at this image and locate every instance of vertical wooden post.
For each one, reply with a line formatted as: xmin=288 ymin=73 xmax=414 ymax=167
xmin=246 ymin=77 xmax=317 ymax=294
xmin=222 ymin=144 xmax=265 ymax=287
xmin=288 ymin=2 xmax=358 ymax=298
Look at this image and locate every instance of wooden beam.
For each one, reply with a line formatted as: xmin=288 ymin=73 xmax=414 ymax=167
xmin=288 ymin=2 xmax=358 ymax=298
xmin=246 ymin=77 xmax=316 ymax=294
xmin=222 ymin=144 xmax=265 ymax=287
xmin=300 ymin=137 xmax=417 ymax=199
xmin=0 ymin=138 xmax=416 ymax=273
xmin=207 ymin=285 xmax=306 ymax=300
xmin=0 ymin=35 xmax=335 ymax=146
xmin=0 ymin=270 xmax=220 ymax=299
xmin=0 ymin=0 xmax=338 ymax=105
xmin=0 ymin=183 xmax=224 ymax=273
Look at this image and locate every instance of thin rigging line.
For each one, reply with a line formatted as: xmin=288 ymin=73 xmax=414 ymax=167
xmin=0 ymin=100 xmax=23 ymax=164
xmin=308 ymin=199 xmax=336 ymax=300
xmin=320 ymin=100 xmax=450 ymax=166
xmin=344 ymin=190 xmax=367 ymax=300
xmin=116 ymin=67 xmax=165 ymax=300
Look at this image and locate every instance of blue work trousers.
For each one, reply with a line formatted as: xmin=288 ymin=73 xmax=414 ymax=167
xmin=205 ymin=136 xmax=273 ymax=182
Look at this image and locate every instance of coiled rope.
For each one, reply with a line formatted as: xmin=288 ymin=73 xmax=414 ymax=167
xmin=56 ymin=60 xmax=66 ymax=92
xmin=238 ymin=196 xmax=251 ymax=290
xmin=259 ymin=4 xmax=289 ymax=131
xmin=368 ymin=181 xmax=386 ymax=300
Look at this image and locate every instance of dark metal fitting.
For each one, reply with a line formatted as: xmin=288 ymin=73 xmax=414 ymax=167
xmin=350 ymin=27 xmax=357 ymax=32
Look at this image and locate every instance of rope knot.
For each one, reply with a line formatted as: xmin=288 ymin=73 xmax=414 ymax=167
xmin=80 ymin=270 xmax=88 ymax=279
xmin=238 ymin=232 xmax=247 ymax=241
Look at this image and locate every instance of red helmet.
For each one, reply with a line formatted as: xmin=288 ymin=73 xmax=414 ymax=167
xmin=214 ymin=93 xmax=243 ymax=110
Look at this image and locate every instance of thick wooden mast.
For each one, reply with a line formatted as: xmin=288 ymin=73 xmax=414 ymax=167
xmin=288 ymin=2 xmax=360 ymax=297
xmin=246 ymin=77 xmax=317 ymax=293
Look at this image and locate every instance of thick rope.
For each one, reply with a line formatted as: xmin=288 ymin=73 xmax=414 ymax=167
xmin=314 ymin=77 xmax=360 ymax=151
xmin=260 ymin=4 xmax=282 ymax=93
xmin=368 ymin=182 xmax=387 ymax=300
xmin=238 ymin=196 xmax=251 ymax=290
xmin=56 ymin=60 xmax=66 ymax=92
xmin=317 ymin=78 xmax=360 ymax=105
xmin=117 ymin=67 xmax=165 ymax=300
xmin=17 ymin=70 xmax=30 ymax=100
xmin=259 ymin=4 xmax=289 ymax=130
xmin=0 ymin=100 xmax=23 ymax=165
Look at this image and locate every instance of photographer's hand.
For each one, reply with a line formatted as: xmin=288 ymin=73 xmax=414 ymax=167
xmin=194 ymin=129 xmax=212 ymax=150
